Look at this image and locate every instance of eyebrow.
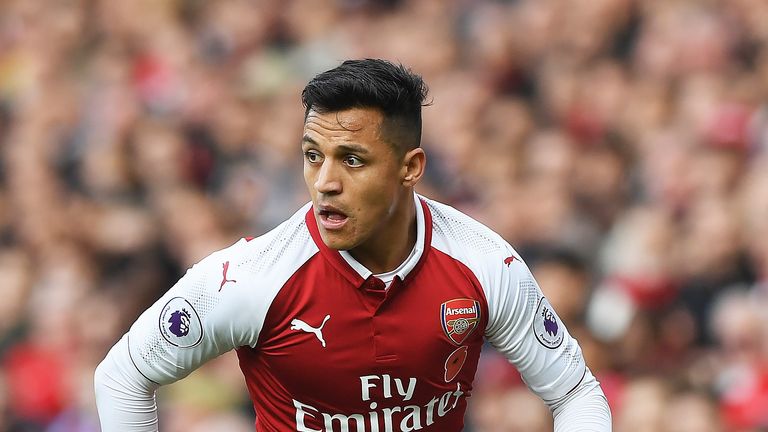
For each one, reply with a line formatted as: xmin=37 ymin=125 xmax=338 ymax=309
xmin=301 ymin=135 xmax=370 ymax=154
xmin=336 ymin=144 xmax=370 ymax=154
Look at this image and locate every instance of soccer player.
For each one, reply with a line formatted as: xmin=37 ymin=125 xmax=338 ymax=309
xmin=94 ymin=59 xmax=612 ymax=431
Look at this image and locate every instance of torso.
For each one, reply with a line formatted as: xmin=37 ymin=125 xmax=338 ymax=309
xmin=237 ymin=200 xmax=489 ymax=432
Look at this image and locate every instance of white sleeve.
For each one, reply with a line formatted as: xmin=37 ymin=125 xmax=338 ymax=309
xmin=94 ymin=239 xmax=263 ymax=431
xmin=94 ymin=335 xmax=160 ymax=431
xmin=484 ymin=252 xmax=611 ymax=431
xmin=123 ymin=240 xmax=261 ymax=384
xmin=550 ymin=368 xmax=612 ymax=431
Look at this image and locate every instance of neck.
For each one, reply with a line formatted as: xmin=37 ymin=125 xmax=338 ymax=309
xmin=349 ymin=191 xmax=417 ymax=274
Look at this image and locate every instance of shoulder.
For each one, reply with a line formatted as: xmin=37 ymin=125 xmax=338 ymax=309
xmin=204 ymin=202 xmax=316 ymax=272
xmin=179 ymin=203 xmax=318 ymax=309
xmin=422 ymin=196 xmax=533 ymax=303
xmin=142 ymin=203 xmax=318 ymax=350
xmin=422 ymin=196 xmax=518 ymax=263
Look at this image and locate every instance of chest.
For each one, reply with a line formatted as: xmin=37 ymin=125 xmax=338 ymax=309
xmin=244 ymin=251 xmax=488 ymax=410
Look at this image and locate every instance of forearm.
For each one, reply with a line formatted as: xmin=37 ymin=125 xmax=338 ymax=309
xmin=549 ymin=368 xmax=612 ymax=432
xmin=94 ymin=335 xmax=161 ymax=432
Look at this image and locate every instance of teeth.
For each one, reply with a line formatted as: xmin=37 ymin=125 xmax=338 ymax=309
xmin=327 ymin=212 xmax=345 ymax=221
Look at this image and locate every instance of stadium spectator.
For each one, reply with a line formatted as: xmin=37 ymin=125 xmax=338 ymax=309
xmin=1 ymin=0 xmax=767 ymax=430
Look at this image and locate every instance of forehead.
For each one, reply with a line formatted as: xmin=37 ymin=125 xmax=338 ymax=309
xmin=303 ymin=107 xmax=384 ymax=143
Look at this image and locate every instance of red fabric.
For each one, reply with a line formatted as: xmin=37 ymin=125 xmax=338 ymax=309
xmin=610 ymin=275 xmax=677 ymax=309
xmin=3 ymin=343 xmax=68 ymax=422
xmin=236 ymin=202 xmax=491 ymax=431
xmin=721 ymin=366 xmax=768 ymax=430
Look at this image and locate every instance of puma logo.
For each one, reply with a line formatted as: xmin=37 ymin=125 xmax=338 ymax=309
xmin=219 ymin=261 xmax=236 ymax=291
xmin=290 ymin=315 xmax=331 ymax=348
xmin=504 ymin=256 xmax=518 ymax=267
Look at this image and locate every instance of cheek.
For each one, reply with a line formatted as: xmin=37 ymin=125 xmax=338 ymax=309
xmin=352 ymin=175 xmax=398 ymax=217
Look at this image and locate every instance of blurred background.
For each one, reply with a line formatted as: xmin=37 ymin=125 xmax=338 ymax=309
xmin=1 ymin=0 xmax=767 ymax=431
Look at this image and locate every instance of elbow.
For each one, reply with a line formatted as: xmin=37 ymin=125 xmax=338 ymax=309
xmin=94 ymin=352 xmax=113 ymax=397
xmin=93 ymin=337 xmax=161 ymax=397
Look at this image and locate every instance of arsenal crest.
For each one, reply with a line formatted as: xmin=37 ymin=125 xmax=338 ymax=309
xmin=441 ymin=298 xmax=480 ymax=345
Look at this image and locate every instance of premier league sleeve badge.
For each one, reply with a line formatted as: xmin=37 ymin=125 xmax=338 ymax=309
xmin=159 ymin=297 xmax=203 ymax=348
xmin=533 ymin=297 xmax=564 ymax=349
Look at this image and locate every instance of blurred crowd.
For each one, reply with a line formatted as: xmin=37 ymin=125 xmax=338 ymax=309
xmin=1 ymin=0 xmax=768 ymax=431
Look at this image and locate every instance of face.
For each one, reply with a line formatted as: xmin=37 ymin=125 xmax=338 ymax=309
xmin=302 ymin=107 xmax=417 ymax=251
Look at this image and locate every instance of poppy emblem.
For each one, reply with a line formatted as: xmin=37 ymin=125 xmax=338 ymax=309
xmin=441 ymin=298 xmax=481 ymax=345
xmin=444 ymin=346 xmax=468 ymax=382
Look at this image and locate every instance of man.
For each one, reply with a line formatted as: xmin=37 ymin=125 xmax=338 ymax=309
xmin=95 ymin=59 xmax=612 ymax=431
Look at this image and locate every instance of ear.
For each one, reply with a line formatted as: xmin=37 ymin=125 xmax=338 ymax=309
xmin=400 ymin=148 xmax=426 ymax=188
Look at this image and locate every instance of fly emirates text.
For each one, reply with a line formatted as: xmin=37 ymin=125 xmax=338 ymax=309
xmin=292 ymin=374 xmax=465 ymax=432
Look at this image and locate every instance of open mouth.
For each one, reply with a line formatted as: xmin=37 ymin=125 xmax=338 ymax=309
xmin=318 ymin=208 xmax=349 ymax=230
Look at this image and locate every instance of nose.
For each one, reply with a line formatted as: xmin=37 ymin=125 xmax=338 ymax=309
xmin=314 ymin=159 xmax=342 ymax=195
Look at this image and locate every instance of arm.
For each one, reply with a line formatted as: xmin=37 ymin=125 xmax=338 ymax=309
xmin=94 ymin=239 xmax=259 ymax=431
xmin=549 ymin=376 xmax=612 ymax=432
xmin=484 ymin=251 xmax=611 ymax=431
xmin=94 ymin=335 xmax=160 ymax=431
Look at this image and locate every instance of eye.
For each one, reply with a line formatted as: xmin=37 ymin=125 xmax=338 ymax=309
xmin=343 ymin=155 xmax=364 ymax=167
xmin=304 ymin=150 xmax=322 ymax=164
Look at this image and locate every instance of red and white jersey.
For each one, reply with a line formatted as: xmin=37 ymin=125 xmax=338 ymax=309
xmin=126 ymin=194 xmax=589 ymax=432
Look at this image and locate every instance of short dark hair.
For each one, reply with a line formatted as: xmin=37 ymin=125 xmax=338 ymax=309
xmin=301 ymin=59 xmax=429 ymax=153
